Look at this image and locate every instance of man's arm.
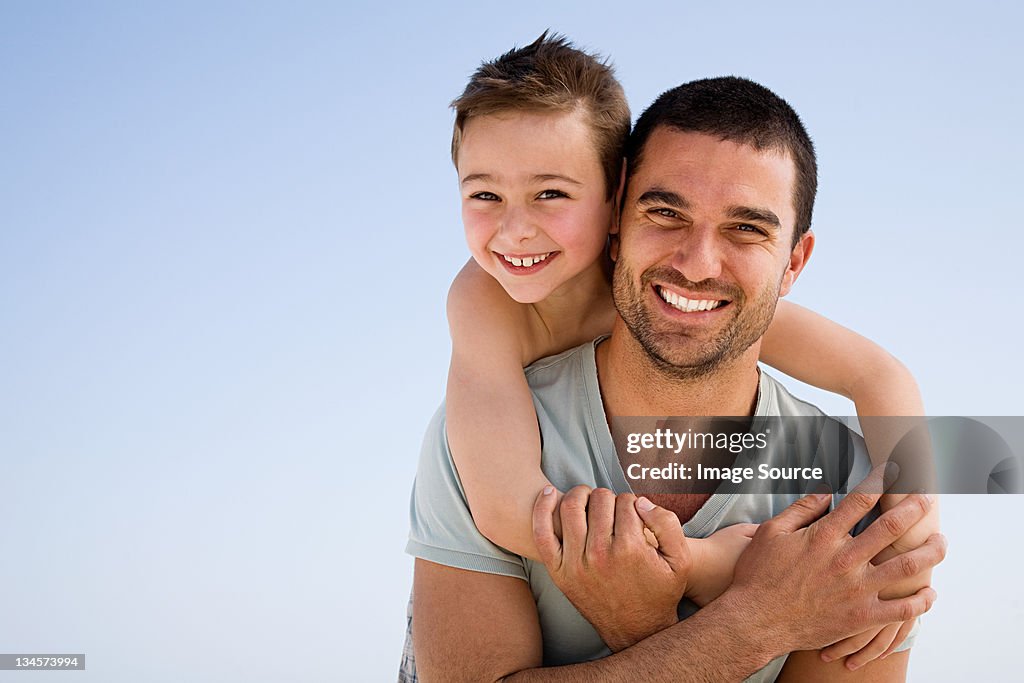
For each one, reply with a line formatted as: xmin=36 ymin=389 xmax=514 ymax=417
xmin=413 ymin=558 xmax=778 ymax=683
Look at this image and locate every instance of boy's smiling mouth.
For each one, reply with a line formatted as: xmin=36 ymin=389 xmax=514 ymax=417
xmin=496 ymin=251 xmax=559 ymax=273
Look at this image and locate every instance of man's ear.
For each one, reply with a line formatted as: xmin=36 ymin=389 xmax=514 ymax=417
xmin=608 ymin=159 xmax=627 ymax=262
xmin=779 ymin=229 xmax=814 ymax=297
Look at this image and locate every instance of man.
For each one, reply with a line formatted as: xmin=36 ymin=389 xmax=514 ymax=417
xmin=403 ymin=77 xmax=944 ymax=681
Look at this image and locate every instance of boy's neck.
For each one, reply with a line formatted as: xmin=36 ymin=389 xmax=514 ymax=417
xmin=529 ymin=259 xmax=614 ymax=350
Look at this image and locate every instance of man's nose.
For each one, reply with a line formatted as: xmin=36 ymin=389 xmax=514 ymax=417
xmin=498 ymin=205 xmax=539 ymax=244
xmin=670 ymin=227 xmax=723 ymax=283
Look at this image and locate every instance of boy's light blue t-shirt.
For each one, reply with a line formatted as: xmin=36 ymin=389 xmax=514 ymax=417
xmin=406 ymin=338 xmax=917 ymax=680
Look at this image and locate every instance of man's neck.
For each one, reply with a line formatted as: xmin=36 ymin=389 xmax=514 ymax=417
xmin=596 ymin=319 xmax=762 ymax=419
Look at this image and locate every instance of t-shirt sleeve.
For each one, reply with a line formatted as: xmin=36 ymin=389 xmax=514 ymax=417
xmin=405 ymin=403 xmax=528 ymax=580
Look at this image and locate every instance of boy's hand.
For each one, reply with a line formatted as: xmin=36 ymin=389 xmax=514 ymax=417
xmin=685 ymin=523 xmax=759 ymax=607
xmin=533 ymin=485 xmax=691 ymax=652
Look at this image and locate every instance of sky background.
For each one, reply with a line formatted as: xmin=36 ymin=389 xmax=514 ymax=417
xmin=1 ymin=1 xmax=1022 ymax=681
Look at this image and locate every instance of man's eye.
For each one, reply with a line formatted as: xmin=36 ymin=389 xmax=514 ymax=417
xmin=469 ymin=192 xmax=500 ymax=201
xmin=735 ymin=224 xmax=766 ymax=235
xmin=537 ymin=189 xmax=569 ymax=200
xmin=650 ymin=208 xmax=679 ymax=219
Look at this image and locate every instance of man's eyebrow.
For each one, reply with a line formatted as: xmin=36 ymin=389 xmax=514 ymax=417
xmin=727 ymin=205 xmax=781 ymax=230
xmin=636 ymin=189 xmax=691 ymax=210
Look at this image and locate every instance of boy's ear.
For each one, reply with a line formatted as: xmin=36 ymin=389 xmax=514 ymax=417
xmin=608 ymin=160 xmax=626 ymax=262
xmin=610 ymin=159 xmax=626 ymax=236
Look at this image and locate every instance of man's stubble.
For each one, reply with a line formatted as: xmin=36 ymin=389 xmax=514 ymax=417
xmin=611 ymin=261 xmax=782 ymax=381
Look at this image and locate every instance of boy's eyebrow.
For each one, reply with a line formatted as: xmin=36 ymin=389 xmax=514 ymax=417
xmin=460 ymin=173 xmax=583 ymax=186
xmin=460 ymin=173 xmax=493 ymax=185
xmin=531 ymin=173 xmax=582 ymax=185
xmin=636 ymin=188 xmax=691 ymax=210
xmin=727 ymin=205 xmax=781 ymax=230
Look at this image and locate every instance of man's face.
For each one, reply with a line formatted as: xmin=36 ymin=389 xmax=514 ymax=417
xmin=612 ymin=127 xmax=813 ymax=377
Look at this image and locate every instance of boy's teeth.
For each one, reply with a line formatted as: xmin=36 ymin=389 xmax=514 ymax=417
xmin=503 ymin=252 xmax=550 ymax=267
xmin=658 ymin=287 xmax=722 ymax=313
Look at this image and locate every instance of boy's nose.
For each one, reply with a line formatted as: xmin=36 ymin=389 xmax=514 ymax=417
xmin=498 ymin=206 xmax=540 ymax=244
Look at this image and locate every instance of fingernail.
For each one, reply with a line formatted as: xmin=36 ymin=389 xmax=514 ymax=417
xmin=637 ymin=496 xmax=655 ymax=511
xmin=820 ymin=653 xmax=832 ymax=663
xmin=542 ymin=486 xmax=554 ymax=496
xmin=847 ymin=661 xmax=861 ymax=671
xmin=814 ymin=493 xmax=831 ymax=503
xmin=883 ymin=461 xmax=900 ymax=485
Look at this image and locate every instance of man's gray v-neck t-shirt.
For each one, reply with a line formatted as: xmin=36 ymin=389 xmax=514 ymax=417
xmin=406 ymin=338 xmax=916 ymax=680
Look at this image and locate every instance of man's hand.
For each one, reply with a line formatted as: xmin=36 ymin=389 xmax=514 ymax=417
xmin=533 ymin=485 xmax=690 ymax=651
xmin=730 ymin=465 xmax=946 ymax=655
xmin=818 ymin=493 xmax=942 ymax=669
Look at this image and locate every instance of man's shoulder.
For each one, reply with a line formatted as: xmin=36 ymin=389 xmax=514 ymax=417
xmin=524 ymin=339 xmax=599 ymax=386
xmin=758 ymin=369 xmax=829 ymax=418
xmin=520 ymin=339 xmax=602 ymax=417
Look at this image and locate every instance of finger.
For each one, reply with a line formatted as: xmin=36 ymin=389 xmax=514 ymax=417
xmin=734 ymin=522 xmax=759 ymax=539
xmin=876 ymin=586 xmax=937 ymax=625
xmin=532 ymin=486 xmax=563 ymax=568
xmin=870 ymin=533 xmax=947 ymax=587
xmin=819 ymin=627 xmax=878 ymax=663
xmin=815 ymin=463 xmax=898 ymax=539
xmin=586 ymin=488 xmax=616 ymax=554
xmin=559 ymin=485 xmax=592 ymax=562
xmin=844 ymin=622 xmax=901 ymax=671
xmin=848 ymin=493 xmax=934 ymax=563
xmin=635 ymin=497 xmax=685 ymax=565
xmin=760 ymin=493 xmax=831 ymax=536
xmin=613 ymin=493 xmax=642 ymax=538
xmin=880 ymin=620 xmax=916 ymax=659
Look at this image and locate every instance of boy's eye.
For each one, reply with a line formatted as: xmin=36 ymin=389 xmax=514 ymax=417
xmin=469 ymin=191 xmax=500 ymax=201
xmin=537 ymin=189 xmax=569 ymax=200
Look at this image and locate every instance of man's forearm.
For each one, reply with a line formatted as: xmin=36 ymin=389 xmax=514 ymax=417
xmin=502 ymin=591 xmax=777 ymax=682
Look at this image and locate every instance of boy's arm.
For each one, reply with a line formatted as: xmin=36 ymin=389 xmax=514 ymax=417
xmin=761 ymin=300 xmax=923 ymax=414
xmin=446 ymin=260 xmax=553 ymax=559
xmin=761 ymin=300 xmax=939 ymax=667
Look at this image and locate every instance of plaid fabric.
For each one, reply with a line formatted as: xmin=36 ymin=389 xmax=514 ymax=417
xmin=397 ymin=593 xmax=417 ymax=682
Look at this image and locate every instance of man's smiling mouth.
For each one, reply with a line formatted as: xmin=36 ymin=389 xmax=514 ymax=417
xmin=655 ymin=285 xmax=728 ymax=313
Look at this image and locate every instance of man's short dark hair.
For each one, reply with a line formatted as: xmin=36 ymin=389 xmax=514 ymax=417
xmin=625 ymin=76 xmax=817 ymax=244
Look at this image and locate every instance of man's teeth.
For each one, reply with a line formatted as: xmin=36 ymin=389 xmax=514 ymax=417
xmin=658 ymin=287 xmax=723 ymax=312
xmin=502 ymin=252 xmax=552 ymax=268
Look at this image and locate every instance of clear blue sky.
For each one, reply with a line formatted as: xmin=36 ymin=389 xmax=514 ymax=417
xmin=1 ymin=2 xmax=1021 ymax=680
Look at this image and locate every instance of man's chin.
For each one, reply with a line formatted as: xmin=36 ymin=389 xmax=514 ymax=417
xmin=639 ymin=338 xmax=732 ymax=380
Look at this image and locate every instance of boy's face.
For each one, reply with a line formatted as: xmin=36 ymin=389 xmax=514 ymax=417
xmin=457 ymin=109 xmax=614 ymax=304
